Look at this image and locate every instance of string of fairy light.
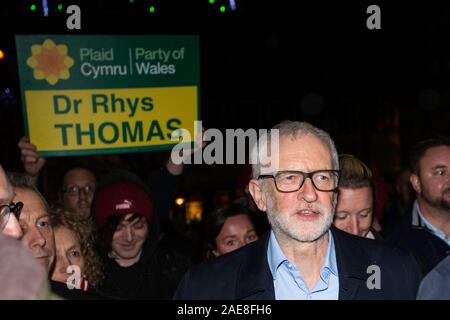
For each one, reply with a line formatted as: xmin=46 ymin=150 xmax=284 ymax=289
xmin=27 ymin=0 xmax=237 ymax=16
xmin=29 ymin=1 xmax=64 ymax=15
xmin=0 ymin=0 xmax=237 ymax=64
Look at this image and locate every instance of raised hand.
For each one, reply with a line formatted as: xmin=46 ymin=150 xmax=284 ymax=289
xmin=18 ymin=136 xmax=46 ymax=177
xmin=166 ymin=127 xmax=206 ymax=175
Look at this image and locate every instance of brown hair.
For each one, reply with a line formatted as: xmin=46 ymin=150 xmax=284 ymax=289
xmin=50 ymin=207 xmax=104 ymax=288
xmin=7 ymin=172 xmax=50 ymax=210
xmin=339 ymin=154 xmax=374 ymax=189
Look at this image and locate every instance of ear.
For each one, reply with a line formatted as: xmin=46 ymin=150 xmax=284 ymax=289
xmin=212 ymin=250 xmax=219 ymax=257
xmin=248 ymin=179 xmax=267 ymax=212
xmin=410 ymin=173 xmax=421 ymax=194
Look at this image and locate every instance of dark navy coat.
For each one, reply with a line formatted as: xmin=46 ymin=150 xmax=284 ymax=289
xmin=174 ymin=226 xmax=422 ymax=300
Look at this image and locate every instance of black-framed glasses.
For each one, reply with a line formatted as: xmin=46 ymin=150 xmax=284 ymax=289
xmin=0 ymin=201 xmax=24 ymax=231
xmin=62 ymin=185 xmax=95 ymax=196
xmin=258 ymin=170 xmax=340 ymax=193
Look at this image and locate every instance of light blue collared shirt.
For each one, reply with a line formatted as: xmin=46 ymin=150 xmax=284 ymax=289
xmin=267 ymin=230 xmax=339 ymax=300
xmin=414 ymin=201 xmax=450 ymax=246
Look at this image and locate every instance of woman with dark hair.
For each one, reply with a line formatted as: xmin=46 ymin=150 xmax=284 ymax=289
xmin=206 ymin=203 xmax=259 ymax=258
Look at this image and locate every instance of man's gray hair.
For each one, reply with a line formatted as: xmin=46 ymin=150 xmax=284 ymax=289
xmin=6 ymin=172 xmax=50 ymax=210
xmin=251 ymin=120 xmax=339 ymax=178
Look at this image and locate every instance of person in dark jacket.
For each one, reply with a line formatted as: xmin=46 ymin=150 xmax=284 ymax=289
xmin=384 ymin=137 xmax=450 ymax=275
xmin=93 ymin=172 xmax=190 ymax=299
xmin=175 ymin=226 xmax=422 ymax=300
xmin=93 ymin=177 xmax=165 ymax=299
xmin=175 ymin=120 xmax=422 ymax=300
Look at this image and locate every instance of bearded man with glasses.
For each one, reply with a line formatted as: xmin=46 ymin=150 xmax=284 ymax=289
xmin=175 ymin=120 xmax=422 ymax=300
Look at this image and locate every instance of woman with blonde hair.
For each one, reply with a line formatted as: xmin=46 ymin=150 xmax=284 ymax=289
xmin=334 ymin=154 xmax=381 ymax=239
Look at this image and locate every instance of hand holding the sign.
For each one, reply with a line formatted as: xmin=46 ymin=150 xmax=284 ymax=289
xmin=18 ymin=136 xmax=46 ymax=177
xmin=166 ymin=127 xmax=206 ymax=175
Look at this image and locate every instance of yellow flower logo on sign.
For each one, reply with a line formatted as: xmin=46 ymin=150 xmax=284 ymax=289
xmin=26 ymin=39 xmax=74 ymax=85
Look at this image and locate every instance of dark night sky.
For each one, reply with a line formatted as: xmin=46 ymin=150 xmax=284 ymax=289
xmin=0 ymin=0 xmax=449 ymax=198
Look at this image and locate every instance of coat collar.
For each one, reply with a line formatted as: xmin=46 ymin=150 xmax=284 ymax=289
xmin=330 ymin=226 xmax=370 ymax=300
xmin=234 ymin=226 xmax=371 ymax=300
xmin=235 ymin=232 xmax=275 ymax=300
xmin=411 ymin=200 xmax=426 ymax=228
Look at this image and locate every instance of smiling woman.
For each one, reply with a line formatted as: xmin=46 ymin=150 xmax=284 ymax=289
xmin=205 ymin=203 xmax=259 ymax=258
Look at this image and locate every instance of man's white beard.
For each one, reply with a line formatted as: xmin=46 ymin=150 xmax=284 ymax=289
xmin=264 ymin=189 xmax=336 ymax=243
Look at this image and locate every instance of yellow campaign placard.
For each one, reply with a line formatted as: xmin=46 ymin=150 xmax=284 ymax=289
xmin=25 ymin=86 xmax=198 ymax=155
xmin=15 ymin=35 xmax=200 ymax=156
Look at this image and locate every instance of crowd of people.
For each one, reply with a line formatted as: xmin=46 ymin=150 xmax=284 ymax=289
xmin=0 ymin=120 xmax=449 ymax=300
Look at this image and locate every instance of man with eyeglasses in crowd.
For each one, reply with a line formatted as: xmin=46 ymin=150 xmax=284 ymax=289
xmin=0 ymin=165 xmax=23 ymax=239
xmin=175 ymin=120 xmax=422 ymax=300
xmin=18 ymin=135 xmax=201 ymax=219
xmin=6 ymin=172 xmax=55 ymax=273
xmin=3 ymin=171 xmax=96 ymax=299
xmin=59 ymin=167 xmax=96 ymax=217
xmin=19 ymin=137 xmax=97 ymax=217
xmin=0 ymin=165 xmax=61 ymax=299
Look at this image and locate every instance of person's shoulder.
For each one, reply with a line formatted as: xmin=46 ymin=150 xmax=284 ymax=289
xmin=417 ymin=256 xmax=450 ymax=299
xmin=174 ymin=238 xmax=265 ymax=299
xmin=332 ymin=226 xmax=418 ymax=265
xmin=189 ymin=239 xmax=261 ymax=278
xmin=426 ymin=255 xmax=450 ymax=277
xmin=332 ymin=227 xmax=422 ymax=299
